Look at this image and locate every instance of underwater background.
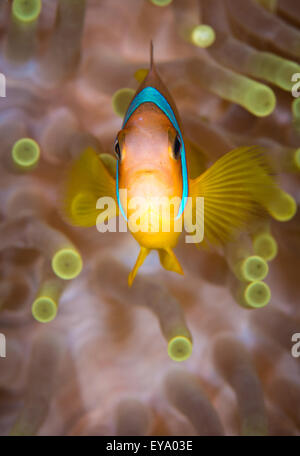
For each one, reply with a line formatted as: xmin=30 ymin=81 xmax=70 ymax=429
xmin=0 ymin=0 xmax=300 ymax=436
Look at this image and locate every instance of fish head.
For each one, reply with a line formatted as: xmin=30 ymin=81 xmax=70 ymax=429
xmin=116 ymin=107 xmax=184 ymax=223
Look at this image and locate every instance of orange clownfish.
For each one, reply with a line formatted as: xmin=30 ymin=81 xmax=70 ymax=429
xmin=63 ymin=43 xmax=277 ymax=286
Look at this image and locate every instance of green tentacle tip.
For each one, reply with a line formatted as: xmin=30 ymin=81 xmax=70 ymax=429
xmin=243 ymin=281 xmax=271 ymax=308
xmin=150 ymin=0 xmax=173 ymax=6
xmin=241 ymin=415 xmax=268 ymax=436
xmin=244 ymin=85 xmax=276 ymax=117
xmin=256 ymin=0 xmax=277 ymax=14
xmin=269 ymin=191 xmax=297 ymax=221
xmin=240 ymin=255 xmax=269 ymax=281
xmin=253 ymin=234 xmax=278 ymax=261
xmin=293 ymin=148 xmax=300 ymax=171
xmin=51 ymin=248 xmax=82 ymax=280
xmin=168 ymin=336 xmax=192 ymax=362
xmin=12 ymin=138 xmax=40 ymax=169
xmin=277 ymin=61 xmax=300 ymax=92
xmin=191 ymin=25 xmax=216 ymax=48
xmin=12 ymin=0 xmax=41 ymax=23
xmin=112 ymin=88 xmax=135 ymax=118
xmin=134 ymin=68 xmax=149 ymax=83
xmin=32 ymin=296 xmax=57 ymax=323
xmin=292 ymin=97 xmax=300 ymax=120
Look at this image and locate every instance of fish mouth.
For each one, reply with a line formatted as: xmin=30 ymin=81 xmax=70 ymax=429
xmin=132 ymin=168 xmax=158 ymax=177
xmin=139 ymin=169 xmax=156 ymax=177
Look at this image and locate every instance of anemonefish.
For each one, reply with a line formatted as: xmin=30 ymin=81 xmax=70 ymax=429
xmin=63 ymin=42 xmax=277 ymax=286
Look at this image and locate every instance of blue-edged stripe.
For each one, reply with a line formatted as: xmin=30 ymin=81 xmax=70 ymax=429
xmin=116 ymin=86 xmax=188 ymax=221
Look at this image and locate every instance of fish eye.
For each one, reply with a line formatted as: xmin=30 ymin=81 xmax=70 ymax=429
xmin=173 ymin=134 xmax=181 ymax=160
xmin=114 ymin=138 xmax=121 ymax=160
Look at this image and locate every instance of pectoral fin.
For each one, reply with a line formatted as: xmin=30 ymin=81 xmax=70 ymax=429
xmin=184 ymin=136 xmax=208 ymax=179
xmin=186 ymin=146 xmax=278 ymax=246
xmin=62 ymin=148 xmax=118 ymax=227
xmin=98 ymin=153 xmax=117 ymax=179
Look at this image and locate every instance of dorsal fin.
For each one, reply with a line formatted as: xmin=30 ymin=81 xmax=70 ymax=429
xmin=131 ymin=41 xmax=182 ymax=129
xmin=150 ymin=40 xmax=154 ymax=70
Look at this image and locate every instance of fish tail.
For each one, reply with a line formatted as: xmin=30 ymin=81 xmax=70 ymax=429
xmin=187 ymin=146 xmax=279 ymax=245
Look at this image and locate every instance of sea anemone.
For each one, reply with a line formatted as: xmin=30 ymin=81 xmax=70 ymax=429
xmin=0 ymin=0 xmax=299 ymax=436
